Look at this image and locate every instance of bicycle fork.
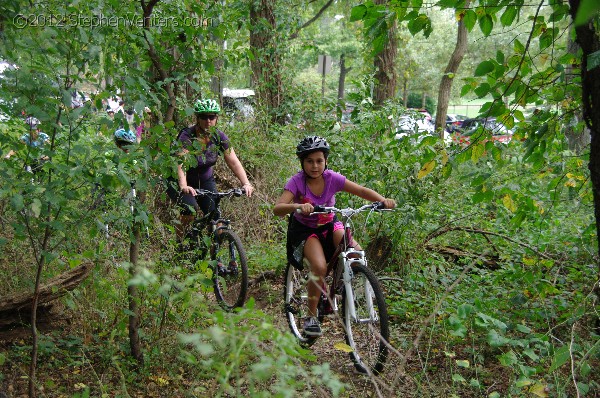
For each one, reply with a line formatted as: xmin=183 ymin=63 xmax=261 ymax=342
xmin=341 ymin=250 xmax=378 ymax=324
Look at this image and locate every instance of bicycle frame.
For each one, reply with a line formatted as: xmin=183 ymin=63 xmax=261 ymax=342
xmin=191 ymin=188 xmax=244 ymax=238
xmin=318 ymin=203 xmax=387 ymax=321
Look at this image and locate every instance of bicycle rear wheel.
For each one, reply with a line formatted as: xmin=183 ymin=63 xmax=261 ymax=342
xmin=342 ymin=263 xmax=389 ymax=375
xmin=283 ymin=263 xmax=319 ymax=346
xmin=211 ymin=230 xmax=248 ymax=310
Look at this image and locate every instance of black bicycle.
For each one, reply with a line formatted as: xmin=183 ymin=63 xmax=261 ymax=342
xmin=184 ymin=187 xmax=249 ymax=310
xmin=284 ymin=202 xmax=391 ymax=375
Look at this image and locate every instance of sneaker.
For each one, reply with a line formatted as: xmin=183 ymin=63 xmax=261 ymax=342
xmin=303 ymin=317 xmax=322 ymax=337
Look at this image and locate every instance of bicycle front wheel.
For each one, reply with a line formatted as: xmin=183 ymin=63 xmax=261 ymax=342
xmin=211 ymin=230 xmax=248 ymax=310
xmin=283 ymin=263 xmax=318 ymax=346
xmin=342 ymin=263 xmax=389 ymax=375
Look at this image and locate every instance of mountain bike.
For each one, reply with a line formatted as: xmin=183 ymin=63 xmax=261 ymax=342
xmin=283 ymin=202 xmax=391 ymax=375
xmin=183 ymin=187 xmax=249 ymax=310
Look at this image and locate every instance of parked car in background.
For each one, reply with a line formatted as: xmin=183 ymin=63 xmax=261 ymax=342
xmin=223 ymin=88 xmax=255 ymax=124
xmin=446 ymin=113 xmax=468 ymax=132
xmin=452 ymin=117 xmax=513 ymax=146
xmin=396 ymin=110 xmax=452 ymax=145
xmin=395 ymin=109 xmax=434 ymax=137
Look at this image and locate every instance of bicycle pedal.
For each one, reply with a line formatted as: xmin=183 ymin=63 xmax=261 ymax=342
xmin=228 ymin=261 xmax=238 ymax=275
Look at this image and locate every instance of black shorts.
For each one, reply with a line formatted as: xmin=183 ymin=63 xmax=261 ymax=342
xmin=286 ymin=215 xmax=338 ymax=270
xmin=165 ymin=176 xmax=218 ymax=219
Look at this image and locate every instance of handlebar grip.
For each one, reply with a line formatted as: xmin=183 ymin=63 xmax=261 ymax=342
xmin=373 ymin=201 xmax=385 ymax=210
xmin=313 ymin=205 xmax=326 ymax=212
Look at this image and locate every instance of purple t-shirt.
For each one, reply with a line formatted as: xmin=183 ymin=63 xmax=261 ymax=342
xmin=284 ymin=169 xmax=346 ymax=228
xmin=177 ymin=127 xmax=230 ymax=183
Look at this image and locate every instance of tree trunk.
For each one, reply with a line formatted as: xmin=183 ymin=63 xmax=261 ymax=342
xmin=435 ymin=1 xmax=469 ymax=138
xmin=373 ymin=0 xmax=397 ymax=106
xmin=249 ymin=0 xmax=284 ymax=122
xmin=128 ymin=224 xmax=144 ymax=366
xmin=565 ymin=35 xmax=591 ymax=153
xmin=337 ymin=53 xmax=351 ymax=104
xmin=402 ymin=78 xmax=408 ymax=107
xmin=141 ymin=0 xmax=177 ymax=123
xmin=568 ymin=0 xmax=600 ymax=329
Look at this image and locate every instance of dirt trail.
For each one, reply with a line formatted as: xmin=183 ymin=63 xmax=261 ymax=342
xmin=247 ymin=278 xmax=415 ymax=398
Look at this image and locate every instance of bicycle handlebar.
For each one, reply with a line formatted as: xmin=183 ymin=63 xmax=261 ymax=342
xmin=295 ymin=201 xmax=390 ymax=216
xmin=195 ymin=187 xmax=246 ymax=198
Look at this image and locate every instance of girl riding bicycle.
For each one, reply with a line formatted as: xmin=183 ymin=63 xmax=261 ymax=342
xmin=273 ymin=136 xmax=395 ymax=337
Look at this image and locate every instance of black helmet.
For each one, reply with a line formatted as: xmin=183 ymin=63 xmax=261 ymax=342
xmin=296 ymin=136 xmax=330 ymax=159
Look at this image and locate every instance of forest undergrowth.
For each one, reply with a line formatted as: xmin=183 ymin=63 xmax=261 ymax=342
xmin=1 ymin=114 xmax=599 ymax=398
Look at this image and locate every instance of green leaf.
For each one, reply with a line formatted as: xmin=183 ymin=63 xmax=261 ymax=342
xmin=456 ymin=359 xmax=470 ymax=368
xmin=463 ymin=9 xmax=477 ymax=31
xmin=457 ymin=303 xmax=475 ymax=318
xmin=471 ymin=143 xmax=485 ymax=162
xmin=437 ymin=0 xmax=458 ymax=8
xmin=514 ymin=39 xmax=525 ymax=54
xmin=548 ymin=345 xmax=570 ymax=372
xmin=31 ymin=198 xmax=42 ymax=218
xmin=350 ymin=4 xmax=368 ymax=22
xmin=499 ymin=350 xmax=518 ymax=366
xmin=523 ymin=348 xmax=539 ymax=361
xmin=475 ymin=60 xmax=495 ymax=76
xmin=500 ymin=6 xmax=518 ymax=26
xmin=574 ymin=0 xmax=600 ymax=26
xmin=479 ymin=14 xmax=493 ymax=36
xmin=487 ymin=329 xmax=509 ymax=347
xmin=588 ymin=50 xmax=600 ymax=71
xmin=408 ymin=15 xmax=432 ymax=37
xmin=460 ymin=84 xmax=473 ymax=97
xmin=452 ymin=373 xmax=466 ymax=383
xmin=474 ymin=83 xmax=491 ymax=98
xmin=11 ymin=193 xmax=24 ymax=211
xmin=580 ymin=361 xmax=591 ymax=377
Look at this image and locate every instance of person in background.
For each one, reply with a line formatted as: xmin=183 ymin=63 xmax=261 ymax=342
xmin=4 ymin=117 xmax=50 ymax=166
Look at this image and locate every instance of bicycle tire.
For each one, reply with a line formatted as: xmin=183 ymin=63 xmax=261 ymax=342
xmin=211 ymin=230 xmax=248 ymax=310
xmin=283 ymin=263 xmax=319 ymax=346
xmin=342 ymin=263 xmax=389 ymax=375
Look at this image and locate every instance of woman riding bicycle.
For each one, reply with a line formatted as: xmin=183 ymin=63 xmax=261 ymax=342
xmin=167 ymin=98 xmax=254 ymax=243
xmin=273 ymin=136 xmax=395 ymax=337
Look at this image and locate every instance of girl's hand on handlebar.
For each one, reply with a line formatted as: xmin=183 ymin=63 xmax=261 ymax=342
xmin=382 ymin=198 xmax=396 ymax=209
xmin=297 ymin=203 xmax=313 ymax=214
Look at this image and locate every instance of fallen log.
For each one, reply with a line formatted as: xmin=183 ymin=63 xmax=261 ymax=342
xmin=0 ymin=262 xmax=94 ymax=329
xmin=424 ymin=244 xmax=500 ymax=269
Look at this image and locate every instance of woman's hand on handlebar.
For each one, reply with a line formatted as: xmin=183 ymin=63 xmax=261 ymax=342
xmin=242 ymin=183 xmax=254 ymax=197
xmin=181 ymin=185 xmax=196 ymax=196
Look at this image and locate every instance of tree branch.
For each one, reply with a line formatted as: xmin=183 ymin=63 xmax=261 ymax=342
xmin=424 ymin=225 xmax=554 ymax=260
xmin=289 ymin=0 xmax=334 ymax=40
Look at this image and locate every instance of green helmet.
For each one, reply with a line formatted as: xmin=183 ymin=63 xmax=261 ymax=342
xmin=194 ymin=98 xmax=221 ymax=114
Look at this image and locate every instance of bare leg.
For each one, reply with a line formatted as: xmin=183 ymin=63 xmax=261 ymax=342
xmin=303 ymin=237 xmax=328 ymax=317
